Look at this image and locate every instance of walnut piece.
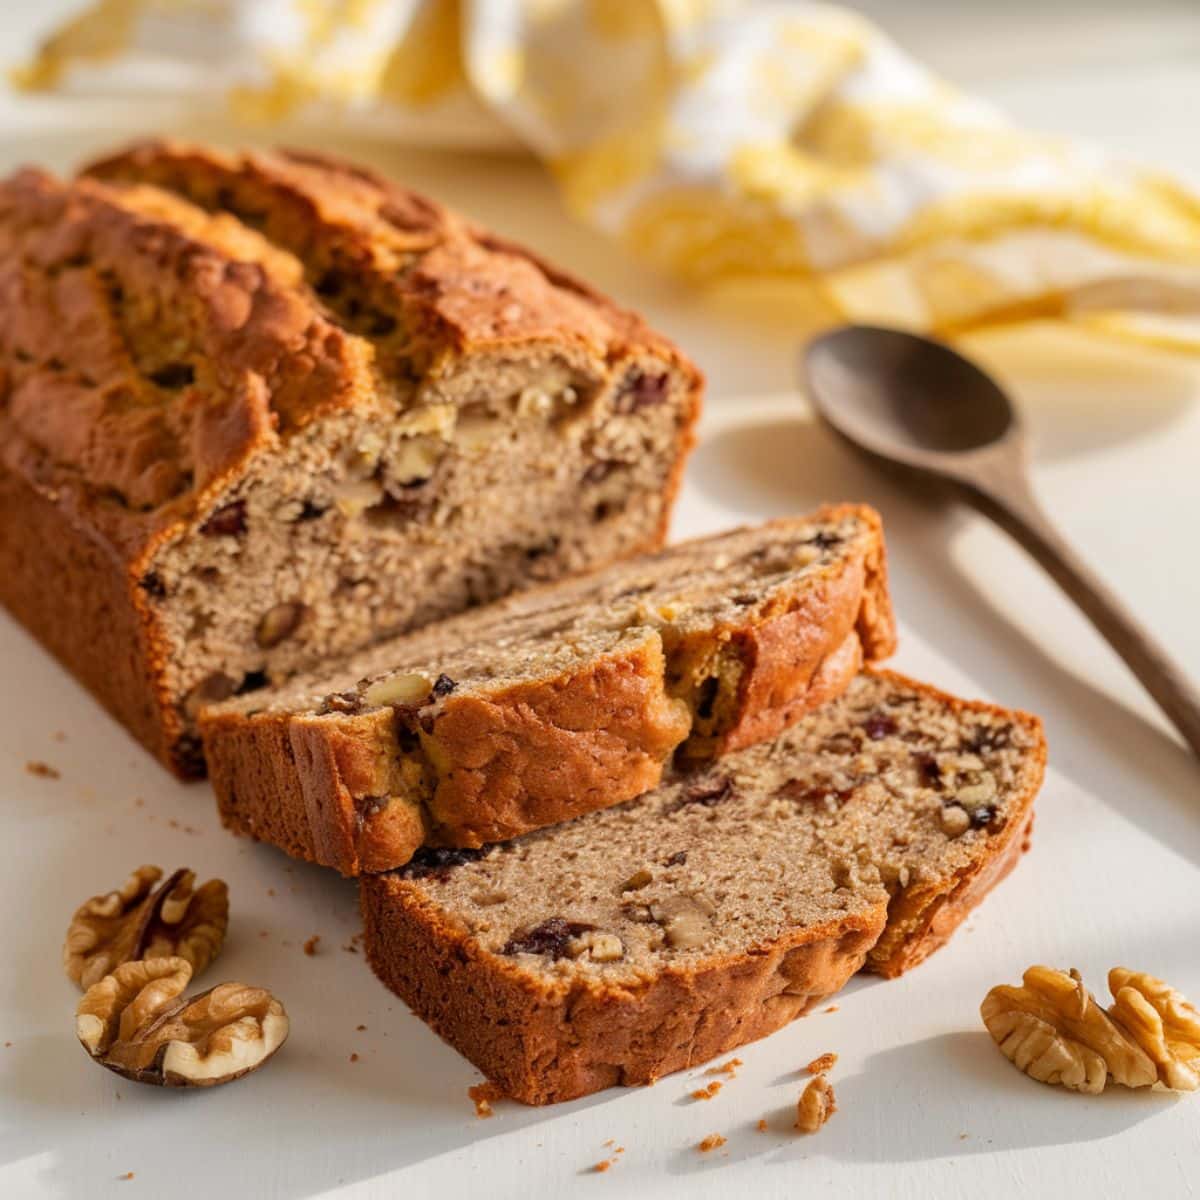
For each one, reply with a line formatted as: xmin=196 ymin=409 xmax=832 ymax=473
xmin=63 ymin=866 xmax=229 ymax=990
xmin=362 ymin=672 xmax=433 ymax=709
xmin=1108 ymin=968 xmax=1200 ymax=1092
xmin=981 ymin=966 xmax=1157 ymax=1093
xmin=796 ymin=1074 xmax=836 ymax=1133
xmin=76 ymin=957 xmax=288 ymax=1087
xmin=567 ymin=930 xmax=625 ymax=962
xmin=650 ymin=894 xmax=715 ymax=950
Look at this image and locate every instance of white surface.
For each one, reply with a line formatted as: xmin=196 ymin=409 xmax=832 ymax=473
xmin=1 ymin=3 xmax=1199 ymax=1198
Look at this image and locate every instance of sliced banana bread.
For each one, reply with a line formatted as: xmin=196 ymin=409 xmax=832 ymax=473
xmin=361 ymin=670 xmax=1045 ymax=1104
xmin=201 ymin=506 xmax=894 ymax=875
xmin=0 ymin=141 xmax=701 ymax=776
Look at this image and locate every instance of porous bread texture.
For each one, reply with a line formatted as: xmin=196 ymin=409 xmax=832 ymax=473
xmin=201 ymin=506 xmax=895 ymax=875
xmin=361 ymin=669 xmax=1046 ymax=1104
xmin=0 ymin=141 xmax=701 ymax=775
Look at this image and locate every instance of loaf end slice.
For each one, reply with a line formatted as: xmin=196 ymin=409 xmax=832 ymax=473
xmin=360 ymin=669 xmax=1045 ymax=1104
xmin=202 ymin=505 xmax=894 ymax=874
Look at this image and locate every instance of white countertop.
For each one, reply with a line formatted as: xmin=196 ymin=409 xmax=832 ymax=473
xmin=1 ymin=3 xmax=1198 ymax=1198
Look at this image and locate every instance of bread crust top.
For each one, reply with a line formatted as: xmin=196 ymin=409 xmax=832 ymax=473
xmin=0 ymin=141 xmax=697 ymax=571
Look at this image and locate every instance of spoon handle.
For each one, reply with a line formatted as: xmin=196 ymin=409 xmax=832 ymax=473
xmin=964 ymin=460 xmax=1200 ymax=758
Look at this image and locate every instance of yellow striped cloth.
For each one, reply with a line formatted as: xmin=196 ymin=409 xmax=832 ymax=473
xmin=18 ymin=0 xmax=1200 ymax=350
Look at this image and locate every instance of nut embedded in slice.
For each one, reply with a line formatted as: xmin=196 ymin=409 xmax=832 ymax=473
xmin=1108 ymin=968 xmax=1200 ymax=1092
xmin=76 ymin=957 xmax=288 ymax=1088
xmin=63 ymin=866 xmax=229 ymax=989
xmin=796 ymin=1074 xmax=836 ymax=1133
xmin=981 ymin=965 xmax=1157 ymax=1093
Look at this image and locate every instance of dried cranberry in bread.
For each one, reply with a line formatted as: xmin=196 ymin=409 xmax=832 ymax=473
xmin=361 ymin=670 xmax=1045 ymax=1104
xmin=0 ymin=141 xmax=701 ymax=775
xmin=201 ymin=506 xmax=894 ymax=875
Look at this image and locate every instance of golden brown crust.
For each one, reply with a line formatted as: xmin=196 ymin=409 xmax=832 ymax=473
xmin=83 ymin=140 xmax=693 ymax=374
xmin=361 ymin=886 xmax=885 ymax=1105
xmin=200 ymin=508 xmax=893 ymax=875
xmin=0 ymin=141 xmax=702 ymax=774
xmin=0 ymin=461 xmax=176 ymax=764
xmin=359 ymin=668 xmax=1047 ymax=1103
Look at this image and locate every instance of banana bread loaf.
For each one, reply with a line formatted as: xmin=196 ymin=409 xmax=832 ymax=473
xmin=0 ymin=141 xmax=701 ymax=775
xmin=201 ymin=506 xmax=894 ymax=874
xmin=361 ymin=669 xmax=1045 ymax=1104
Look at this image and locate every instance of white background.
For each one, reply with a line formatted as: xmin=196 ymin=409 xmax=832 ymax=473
xmin=1 ymin=3 xmax=1198 ymax=1197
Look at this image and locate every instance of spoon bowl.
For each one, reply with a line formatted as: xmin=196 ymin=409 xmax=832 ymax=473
xmin=801 ymin=324 xmax=1200 ymax=760
xmin=804 ymin=325 xmax=1015 ymax=466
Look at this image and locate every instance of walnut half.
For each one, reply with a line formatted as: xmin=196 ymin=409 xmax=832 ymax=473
xmin=1109 ymin=968 xmax=1200 ymax=1092
xmin=63 ymin=866 xmax=229 ymax=990
xmin=76 ymin=957 xmax=288 ymax=1088
xmin=981 ymin=965 xmax=1169 ymax=1093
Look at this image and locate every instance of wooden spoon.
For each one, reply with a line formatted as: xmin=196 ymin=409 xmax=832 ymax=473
xmin=803 ymin=324 xmax=1200 ymax=758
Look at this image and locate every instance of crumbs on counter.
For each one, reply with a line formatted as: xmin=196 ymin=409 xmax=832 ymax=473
xmin=697 ymin=1134 xmax=727 ymax=1153
xmin=824 ymin=1005 xmax=839 ymax=1013
xmin=691 ymin=1081 xmax=722 ymax=1101
xmin=756 ymin=1118 xmax=768 ymax=1132
xmin=349 ymin=1053 xmax=360 ymax=1063
xmin=343 ymin=933 xmax=364 ymax=954
xmin=356 ymin=1024 xmax=367 ymax=1031
xmin=705 ymin=1057 xmax=742 ymax=1078
xmin=806 ymin=1052 xmax=838 ymax=1075
xmin=118 ymin=1173 xmax=135 ymax=1181
xmin=303 ymin=935 xmax=321 ymax=956
xmin=25 ymin=761 xmax=60 ymax=779
xmin=469 ymin=1082 xmax=504 ymax=1118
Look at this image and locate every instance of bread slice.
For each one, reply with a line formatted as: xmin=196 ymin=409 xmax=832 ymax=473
xmin=201 ymin=506 xmax=894 ymax=875
xmin=0 ymin=142 xmax=700 ymax=776
xmin=360 ymin=669 xmax=1045 ymax=1104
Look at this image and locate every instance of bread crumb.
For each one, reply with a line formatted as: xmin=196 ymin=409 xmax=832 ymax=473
xmin=824 ymin=1005 xmax=838 ymax=1013
xmin=356 ymin=1024 xmax=367 ymax=1031
xmin=959 ymin=1133 xmax=969 ymax=1140
xmin=806 ymin=1052 xmax=837 ymax=1074
xmin=756 ymin=1118 xmax=768 ymax=1132
xmin=796 ymin=1075 xmax=836 ymax=1134
xmin=4 ymin=1042 xmax=11 ymax=1048
xmin=705 ymin=1057 xmax=743 ymax=1077
xmin=691 ymin=1081 xmax=722 ymax=1101
xmin=468 ymin=1082 xmax=504 ymax=1118
xmin=118 ymin=1173 xmax=134 ymax=1181
xmin=303 ymin=935 xmax=320 ymax=956
xmin=25 ymin=761 xmax=60 ymax=779
xmin=349 ymin=1053 xmax=360 ymax=1063
xmin=697 ymin=1134 xmax=726 ymax=1152
xmin=592 ymin=1160 xmax=613 ymax=1173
